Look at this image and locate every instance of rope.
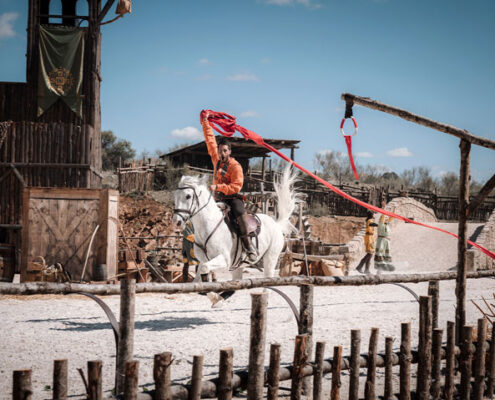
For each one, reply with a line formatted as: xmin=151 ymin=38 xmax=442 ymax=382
xmin=200 ymin=110 xmax=495 ymax=260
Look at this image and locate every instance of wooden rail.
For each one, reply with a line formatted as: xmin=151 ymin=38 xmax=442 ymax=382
xmin=1 ymin=270 xmax=494 ymax=295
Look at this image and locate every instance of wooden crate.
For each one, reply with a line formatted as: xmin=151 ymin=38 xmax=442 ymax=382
xmin=21 ymin=188 xmax=119 ymax=283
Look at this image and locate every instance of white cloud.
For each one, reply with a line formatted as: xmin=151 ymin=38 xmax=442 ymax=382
xmin=264 ymin=0 xmax=322 ymax=8
xmin=240 ymin=110 xmax=259 ymax=118
xmin=0 ymin=12 xmax=18 ymax=39
xmin=386 ymin=147 xmax=413 ymax=157
xmin=355 ymin=152 xmax=374 ymax=158
xmin=198 ymin=58 xmax=211 ymax=65
xmin=226 ymin=72 xmax=260 ymax=82
xmin=171 ymin=126 xmax=202 ymax=140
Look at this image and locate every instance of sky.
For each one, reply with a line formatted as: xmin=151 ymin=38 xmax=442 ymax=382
xmin=0 ymin=0 xmax=494 ymax=182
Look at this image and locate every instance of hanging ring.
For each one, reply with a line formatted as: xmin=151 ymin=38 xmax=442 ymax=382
xmin=340 ymin=116 xmax=358 ymax=137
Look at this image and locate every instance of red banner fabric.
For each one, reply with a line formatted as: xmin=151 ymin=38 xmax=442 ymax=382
xmin=344 ymin=135 xmax=359 ymax=181
xmin=200 ymin=110 xmax=495 ymax=260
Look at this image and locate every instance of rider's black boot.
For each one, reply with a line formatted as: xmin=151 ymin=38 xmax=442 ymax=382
xmin=237 ymin=214 xmax=258 ymax=263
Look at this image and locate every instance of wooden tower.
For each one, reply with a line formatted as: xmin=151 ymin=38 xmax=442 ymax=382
xmin=0 ymin=0 xmax=122 ymax=271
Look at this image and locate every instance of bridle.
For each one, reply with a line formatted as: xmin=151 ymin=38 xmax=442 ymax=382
xmin=173 ymin=185 xmax=212 ymax=222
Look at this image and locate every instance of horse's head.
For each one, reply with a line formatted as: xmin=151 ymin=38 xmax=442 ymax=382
xmin=172 ymin=175 xmax=210 ymax=227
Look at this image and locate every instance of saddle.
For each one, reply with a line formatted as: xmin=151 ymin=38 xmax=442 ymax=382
xmin=217 ymin=202 xmax=261 ymax=237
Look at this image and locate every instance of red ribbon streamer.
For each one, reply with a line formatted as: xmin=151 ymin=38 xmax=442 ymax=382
xmin=344 ymin=135 xmax=359 ymax=181
xmin=200 ymin=109 xmax=495 ymax=260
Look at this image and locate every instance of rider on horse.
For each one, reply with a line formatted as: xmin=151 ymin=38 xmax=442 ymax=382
xmin=201 ymin=112 xmax=258 ymax=263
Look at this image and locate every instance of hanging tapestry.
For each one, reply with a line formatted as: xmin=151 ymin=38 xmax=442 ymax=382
xmin=38 ymin=25 xmax=85 ymax=117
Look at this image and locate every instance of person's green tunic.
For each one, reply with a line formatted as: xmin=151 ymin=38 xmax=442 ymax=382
xmin=182 ymin=220 xmax=199 ymax=266
xmin=374 ymin=214 xmax=395 ymax=271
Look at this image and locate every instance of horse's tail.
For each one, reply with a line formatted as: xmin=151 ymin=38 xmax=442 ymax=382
xmin=273 ymin=164 xmax=301 ymax=235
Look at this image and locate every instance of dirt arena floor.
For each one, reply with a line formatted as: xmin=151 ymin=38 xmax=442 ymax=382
xmin=1 ymin=220 xmax=493 ymax=399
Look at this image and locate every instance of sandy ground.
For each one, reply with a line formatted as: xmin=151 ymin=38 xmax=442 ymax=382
xmin=1 ymin=221 xmax=494 ymax=399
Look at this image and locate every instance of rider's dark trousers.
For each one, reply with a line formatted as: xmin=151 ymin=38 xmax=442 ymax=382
xmin=224 ymin=197 xmax=246 ymax=217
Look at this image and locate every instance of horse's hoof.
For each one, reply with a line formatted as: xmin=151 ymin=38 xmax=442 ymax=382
xmin=207 ymin=292 xmax=221 ymax=306
xmin=212 ymin=299 xmax=225 ymax=309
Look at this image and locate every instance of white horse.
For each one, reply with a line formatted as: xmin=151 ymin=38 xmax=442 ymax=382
xmin=172 ymin=165 xmax=299 ymax=289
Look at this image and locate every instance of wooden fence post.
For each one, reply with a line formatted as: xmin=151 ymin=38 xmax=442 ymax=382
xmin=427 ymin=281 xmax=439 ymax=329
xmin=331 ymin=346 xmax=343 ymax=400
xmin=459 ymin=325 xmax=474 ymax=400
xmin=53 ymin=359 xmax=68 ymax=400
xmin=291 ymin=334 xmax=307 ymax=400
xmin=416 ymin=296 xmax=432 ymax=400
xmin=431 ymin=329 xmax=443 ymax=400
xmin=116 ymin=279 xmax=136 ymax=395
xmin=384 ymin=337 xmax=394 ymax=400
xmin=190 ymin=355 xmax=204 ymax=400
xmin=218 ymin=348 xmax=233 ymax=400
xmin=473 ymin=318 xmax=487 ymax=400
xmin=267 ymin=343 xmax=281 ymax=400
xmin=313 ymin=341 xmax=325 ymax=400
xmin=349 ymin=329 xmax=361 ymax=400
xmin=487 ymin=322 xmax=495 ymax=399
xmin=248 ymin=292 xmax=268 ymax=400
xmin=399 ymin=322 xmax=411 ymax=400
xmin=364 ymin=328 xmax=379 ymax=400
xmin=298 ymin=284 xmax=313 ymax=395
xmin=88 ymin=360 xmax=102 ymax=400
xmin=154 ymin=352 xmax=172 ymax=400
xmin=13 ymin=369 xmax=32 ymax=400
xmin=444 ymin=321 xmax=455 ymax=400
xmin=124 ymin=360 xmax=139 ymax=400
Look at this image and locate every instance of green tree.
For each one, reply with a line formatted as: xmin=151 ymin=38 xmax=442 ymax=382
xmin=102 ymin=130 xmax=136 ymax=170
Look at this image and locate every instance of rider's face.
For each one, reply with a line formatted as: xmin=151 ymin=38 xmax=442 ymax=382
xmin=219 ymin=144 xmax=231 ymax=163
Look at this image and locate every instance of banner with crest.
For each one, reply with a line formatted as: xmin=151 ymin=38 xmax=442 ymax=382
xmin=38 ymin=25 xmax=85 ymax=118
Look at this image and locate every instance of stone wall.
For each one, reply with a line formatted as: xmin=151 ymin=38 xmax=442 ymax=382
xmin=348 ymin=197 xmax=437 ymax=268
xmin=468 ymin=209 xmax=495 ymax=271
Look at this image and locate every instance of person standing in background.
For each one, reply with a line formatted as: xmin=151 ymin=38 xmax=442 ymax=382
xmin=356 ymin=211 xmax=378 ymax=274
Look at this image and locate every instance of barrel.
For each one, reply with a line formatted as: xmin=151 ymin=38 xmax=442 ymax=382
xmin=0 ymin=244 xmax=15 ymax=282
xmin=93 ymin=264 xmax=108 ymax=281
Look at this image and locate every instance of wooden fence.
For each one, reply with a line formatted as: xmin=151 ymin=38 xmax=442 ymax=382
xmin=7 ymin=277 xmax=495 ymax=400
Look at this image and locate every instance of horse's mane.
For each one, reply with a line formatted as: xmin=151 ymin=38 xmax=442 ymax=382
xmin=179 ymin=175 xmax=207 ymax=189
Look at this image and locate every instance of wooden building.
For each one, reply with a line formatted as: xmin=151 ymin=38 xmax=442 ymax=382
xmin=161 ymin=136 xmax=300 ymax=172
xmin=0 ymin=0 xmax=124 ymax=278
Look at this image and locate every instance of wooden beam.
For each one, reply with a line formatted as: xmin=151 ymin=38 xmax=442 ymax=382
xmin=341 ymin=93 xmax=495 ymax=150
xmin=2 ymin=270 xmax=495 ymax=295
xmin=97 ymin=0 xmax=116 ymax=24
xmin=468 ymin=173 xmax=495 ymax=215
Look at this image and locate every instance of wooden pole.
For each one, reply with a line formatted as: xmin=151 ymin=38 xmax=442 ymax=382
xmin=190 ymin=355 xmax=203 ymax=400
xmin=53 ymin=359 xmax=68 ymax=400
xmin=13 ymin=369 xmax=32 ymax=400
xmin=88 ymin=360 xmax=102 ymax=400
xmin=154 ymin=352 xmax=172 ymax=400
xmin=399 ymin=322 xmax=411 ymax=400
xmin=248 ymin=292 xmax=268 ymax=400
xmin=456 ymin=139 xmax=471 ymax=344
xmin=428 ymin=281 xmax=439 ymax=329
xmin=124 ymin=360 xmax=139 ymax=400
xmin=384 ymin=337 xmax=394 ymax=400
xmin=349 ymin=329 xmax=361 ymax=400
xmin=431 ymin=329 xmax=443 ymax=400
xmin=364 ymin=328 xmax=379 ymax=400
xmin=459 ymin=325 xmax=474 ymax=400
xmin=331 ymin=346 xmax=343 ymax=400
xmin=218 ymin=348 xmax=233 ymax=400
xmin=298 ymin=285 xmax=313 ymax=395
xmin=291 ymin=334 xmax=308 ymax=400
xmin=473 ymin=318 xmax=487 ymax=400
xmin=312 ymin=341 xmax=325 ymax=400
xmin=116 ymin=279 xmax=136 ymax=395
xmin=487 ymin=322 xmax=495 ymax=399
xmin=444 ymin=321 xmax=456 ymax=400
xmin=416 ymin=296 xmax=432 ymax=400
xmin=340 ymin=93 xmax=495 ymax=150
xmin=267 ymin=343 xmax=281 ymax=400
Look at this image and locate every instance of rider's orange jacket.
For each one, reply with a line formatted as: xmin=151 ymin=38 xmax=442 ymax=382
xmin=201 ymin=120 xmax=244 ymax=196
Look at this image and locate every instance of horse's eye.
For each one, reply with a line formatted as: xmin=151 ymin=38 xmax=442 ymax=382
xmin=186 ymin=194 xmax=191 ymax=200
